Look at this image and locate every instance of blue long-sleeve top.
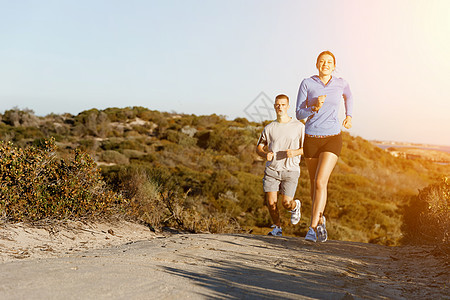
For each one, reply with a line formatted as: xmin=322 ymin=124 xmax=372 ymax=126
xmin=296 ymin=75 xmax=353 ymax=136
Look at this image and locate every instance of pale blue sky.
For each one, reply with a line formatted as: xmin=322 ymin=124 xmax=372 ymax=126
xmin=1 ymin=0 xmax=449 ymax=145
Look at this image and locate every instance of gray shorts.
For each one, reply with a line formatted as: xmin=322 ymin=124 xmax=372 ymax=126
xmin=263 ymin=168 xmax=300 ymax=197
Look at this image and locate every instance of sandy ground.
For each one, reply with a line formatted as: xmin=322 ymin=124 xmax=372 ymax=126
xmin=0 ymin=221 xmax=448 ymax=299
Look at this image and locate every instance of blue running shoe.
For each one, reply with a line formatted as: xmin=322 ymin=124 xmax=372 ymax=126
xmin=305 ymin=227 xmax=317 ymax=242
xmin=268 ymin=225 xmax=282 ymax=236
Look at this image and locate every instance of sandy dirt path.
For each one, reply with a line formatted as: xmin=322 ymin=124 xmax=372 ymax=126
xmin=0 ymin=225 xmax=448 ymax=299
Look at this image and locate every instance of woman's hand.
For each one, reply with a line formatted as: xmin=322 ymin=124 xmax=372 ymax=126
xmin=313 ymin=95 xmax=326 ymax=111
xmin=343 ymin=116 xmax=352 ymax=129
xmin=286 ymin=148 xmax=303 ymax=158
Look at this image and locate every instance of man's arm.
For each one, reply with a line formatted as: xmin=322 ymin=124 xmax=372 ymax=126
xmin=256 ymin=144 xmax=274 ymax=161
xmin=286 ymin=123 xmax=305 ymax=158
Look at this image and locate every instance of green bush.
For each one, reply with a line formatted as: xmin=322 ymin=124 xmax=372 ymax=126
xmin=165 ymin=129 xmax=197 ymax=147
xmin=0 ymin=138 xmax=124 ymax=221
xmin=100 ymin=150 xmax=130 ymax=165
xmin=78 ymin=138 xmax=97 ymax=151
xmin=73 ymin=109 xmax=110 ymax=137
xmin=122 ymin=149 xmax=146 ymax=159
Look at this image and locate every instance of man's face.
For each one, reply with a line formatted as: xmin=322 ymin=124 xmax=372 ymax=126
xmin=274 ymin=98 xmax=289 ymax=116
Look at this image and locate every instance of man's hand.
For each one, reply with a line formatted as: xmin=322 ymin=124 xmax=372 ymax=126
xmin=343 ymin=116 xmax=352 ymax=129
xmin=267 ymin=152 xmax=274 ymax=161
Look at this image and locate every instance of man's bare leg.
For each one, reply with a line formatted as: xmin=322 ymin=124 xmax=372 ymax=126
xmin=266 ymin=191 xmax=280 ymax=227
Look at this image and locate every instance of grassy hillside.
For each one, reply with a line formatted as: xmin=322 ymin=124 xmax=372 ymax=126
xmin=1 ymin=107 xmax=448 ymax=245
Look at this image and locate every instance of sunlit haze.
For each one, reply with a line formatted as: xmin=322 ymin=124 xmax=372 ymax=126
xmin=1 ymin=0 xmax=449 ymax=146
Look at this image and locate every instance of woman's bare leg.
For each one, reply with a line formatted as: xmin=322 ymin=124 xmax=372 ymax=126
xmin=305 ymin=158 xmax=319 ymax=200
xmin=305 ymin=157 xmax=319 ymax=225
xmin=305 ymin=152 xmax=338 ymax=229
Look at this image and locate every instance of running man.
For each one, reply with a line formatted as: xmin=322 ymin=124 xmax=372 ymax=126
xmin=256 ymin=94 xmax=305 ymax=236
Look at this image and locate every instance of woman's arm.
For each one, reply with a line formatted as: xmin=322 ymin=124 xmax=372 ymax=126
xmin=286 ymin=148 xmax=304 ymax=158
xmin=296 ymin=80 xmax=317 ymax=120
xmin=342 ymin=79 xmax=353 ymax=129
xmin=343 ymin=80 xmax=353 ymax=118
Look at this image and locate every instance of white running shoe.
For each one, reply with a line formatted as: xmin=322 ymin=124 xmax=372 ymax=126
xmin=268 ymin=225 xmax=282 ymax=236
xmin=305 ymin=227 xmax=317 ymax=242
xmin=317 ymin=216 xmax=327 ymax=242
xmin=290 ymin=199 xmax=301 ymax=225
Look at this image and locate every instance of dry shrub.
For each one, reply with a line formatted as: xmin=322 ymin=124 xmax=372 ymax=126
xmin=117 ymin=166 xmax=242 ymax=233
xmin=115 ymin=167 xmax=165 ymax=230
xmin=159 ymin=191 xmax=241 ymax=234
xmin=402 ymin=177 xmax=449 ymax=256
xmin=2 ymin=108 xmax=40 ymax=127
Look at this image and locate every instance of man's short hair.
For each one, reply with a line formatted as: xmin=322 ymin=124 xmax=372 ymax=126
xmin=275 ymin=94 xmax=289 ymax=104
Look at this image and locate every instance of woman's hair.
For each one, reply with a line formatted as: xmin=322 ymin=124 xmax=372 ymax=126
xmin=316 ymin=51 xmax=336 ymax=66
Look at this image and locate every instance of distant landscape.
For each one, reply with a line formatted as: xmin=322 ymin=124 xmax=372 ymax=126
xmin=371 ymin=141 xmax=450 ymax=164
xmin=1 ymin=107 xmax=448 ymax=248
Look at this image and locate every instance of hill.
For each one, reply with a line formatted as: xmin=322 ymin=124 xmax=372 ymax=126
xmin=0 ymin=107 xmax=449 ymax=246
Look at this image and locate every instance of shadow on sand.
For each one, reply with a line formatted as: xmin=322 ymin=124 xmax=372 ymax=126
xmin=158 ymin=233 xmax=388 ymax=299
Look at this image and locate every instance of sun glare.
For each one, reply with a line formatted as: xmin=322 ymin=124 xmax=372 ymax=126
xmin=413 ymin=1 xmax=450 ymax=58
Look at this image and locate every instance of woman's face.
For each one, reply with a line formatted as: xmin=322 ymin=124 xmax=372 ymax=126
xmin=316 ymin=54 xmax=335 ymax=76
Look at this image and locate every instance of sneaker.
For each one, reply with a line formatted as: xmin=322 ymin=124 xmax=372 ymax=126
xmin=290 ymin=199 xmax=301 ymax=225
xmin=268 ymin=225 xmax=282 ymax=236
xmin=305 ymin=227 xmax=317 ymax=242
xmin=317 ymin=216 xmax=327 ymax=242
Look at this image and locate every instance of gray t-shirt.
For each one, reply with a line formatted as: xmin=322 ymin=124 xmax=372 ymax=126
xmin=257 ymin=118 xmax=305 ymax=172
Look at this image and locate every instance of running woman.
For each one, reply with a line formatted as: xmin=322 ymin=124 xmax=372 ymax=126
xmin=296 ymin=50 xmax=354 ymax=242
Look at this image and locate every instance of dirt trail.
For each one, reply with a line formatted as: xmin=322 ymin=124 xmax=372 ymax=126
xmin=0 ymin=222 xmax=448 ymax=299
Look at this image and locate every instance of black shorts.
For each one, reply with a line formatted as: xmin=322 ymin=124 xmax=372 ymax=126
xmin=304 ymin=133 xmax=342 ymax=158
